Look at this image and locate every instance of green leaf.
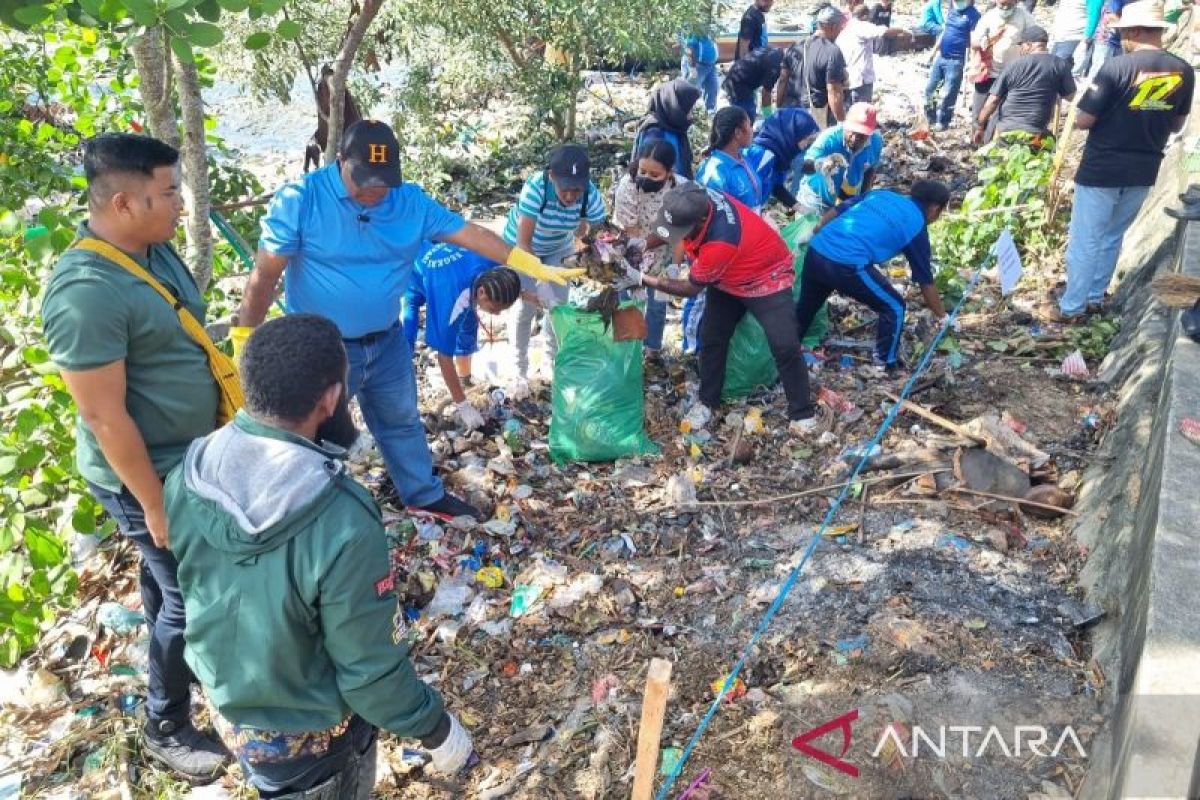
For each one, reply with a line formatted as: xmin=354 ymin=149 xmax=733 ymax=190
xmin=243 ymin=31 xmax=272 ymax=50
xmin=28 ymin=571 xmax=51 ymax=598
xmin=0 ymin=634 xmax=19 ymax=668
xmin=186 ymin=21 xmax=224 ymax=47
xmin=196 ymin=0 xmax=222 ymax=21
xmin=122 ymin=0 xmax=158 ymax=26
xmin=170 ymin=36 xmax=195 ymax=64
xmin=24 ymin=529 xmax=66 ymax=569
xmin=258 ymin=0 xmax=286 ymax=13
xmin=0 ymin=209 xmax=18 ymax=236
xmin=12 ymin=4 xmax=53 ymax=26
xmin=217 ymin=0 xmax=250 ymax=9
xmin=72 ymin=505 xmax=96 ymax=534
xmin=276 ymin=18 xmax=302 ymax=39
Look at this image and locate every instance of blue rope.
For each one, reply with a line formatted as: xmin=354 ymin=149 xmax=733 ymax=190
xmin=654 ymin=262 xmax=990 ymax=800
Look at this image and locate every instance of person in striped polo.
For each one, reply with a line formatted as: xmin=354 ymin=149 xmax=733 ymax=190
xmin=502 ymin=144 xmax=607 ymax=387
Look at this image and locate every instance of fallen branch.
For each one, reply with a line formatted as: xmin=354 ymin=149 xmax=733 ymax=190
xmin=946 ymin=486 xmax=1079 ymax=516
xmin=656 ymin=469 xmax=950 ymax=509
xmin=884 ymin=392 xmax=986 ymax=444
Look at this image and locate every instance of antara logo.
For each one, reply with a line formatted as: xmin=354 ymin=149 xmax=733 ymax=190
xmin=791 ymin=710 xmax=1088 ymax=778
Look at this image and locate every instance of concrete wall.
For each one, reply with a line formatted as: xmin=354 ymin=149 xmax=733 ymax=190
xmin=1074 ymin=118 xmax=1200 ymax=798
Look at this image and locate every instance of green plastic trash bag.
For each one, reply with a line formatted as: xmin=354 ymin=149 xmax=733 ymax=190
xmin=782 ymin=214 xmax=828 ymax=348
xmin=549 ymin=304 xmax=660 ymax=463
xmin=720 ymin=214 xmax=825 ymax=401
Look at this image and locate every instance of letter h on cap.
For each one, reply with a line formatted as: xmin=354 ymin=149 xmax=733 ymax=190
xmin=368 ymin=143 xmax=388 ymax=164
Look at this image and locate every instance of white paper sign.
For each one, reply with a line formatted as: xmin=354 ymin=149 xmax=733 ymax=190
xmin=992 ymin=228 xmax=1023 ymax=297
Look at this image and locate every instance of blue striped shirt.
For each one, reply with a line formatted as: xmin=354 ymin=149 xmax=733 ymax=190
xmin=502 ymin=171 xmax=607 ymax=258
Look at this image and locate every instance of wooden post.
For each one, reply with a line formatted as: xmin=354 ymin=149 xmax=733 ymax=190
xmin=632 ymin=658 xmax=674 ymax=800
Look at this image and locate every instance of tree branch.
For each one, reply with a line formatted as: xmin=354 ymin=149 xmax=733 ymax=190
xmin=323 ymin=0 xmax=385 ymax=163
xmin=173 ymin=52 xmax=214 ymax=292
xmin=130 ymin=27 xmax=180 ymax=147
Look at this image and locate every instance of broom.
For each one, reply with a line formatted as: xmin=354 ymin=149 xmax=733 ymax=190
xmin=1151 ymin=273 xmax=1200 ymax=307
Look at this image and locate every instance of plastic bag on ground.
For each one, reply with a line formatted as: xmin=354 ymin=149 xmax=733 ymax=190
xmin=549 ymin=304 xmax=659 ymax=463
xmin=722 ymin=214 xmax=825 ymax=401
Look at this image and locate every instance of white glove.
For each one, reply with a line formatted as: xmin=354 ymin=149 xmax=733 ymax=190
xmin=535 ymin=283 xmax=559 ymax=310
xmin=428 ymin=714 xmax=474 ymax=774
xmin=455 ymin=400 xmax=485 ymax=431
xmin=614 ymin=262 xmax=643 ymax=291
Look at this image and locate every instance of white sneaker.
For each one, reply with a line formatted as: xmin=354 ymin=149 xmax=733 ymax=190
xmin=789 ymin=417 xmax=819 ymax=436
xmin=683 ymin=404 xmax=713 ymax=430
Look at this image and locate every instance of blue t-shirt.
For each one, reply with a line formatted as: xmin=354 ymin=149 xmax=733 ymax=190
xmin=696 ymin=150 xmax=763 ymax=210
xmin=801 ymin=126 xmax=885 ymax=207
xmin=401 ymin=242 xmax=498 ymax=356
xmin=921 ymin=0 xmax=945 ymax=30
xmin=940 ymin=4 xmax=982 ymax=59
xmin=1103 ymin=0 xmax=1127 ymax=46
xmin=501 ymin=171 xmax=607 ymax=259
xmin=686 ymin=35 xmax=719 ymax=65
xmin=811 ymin=190 xmax=934 ymax=284
xmin=258 ymin=164 xmax=466 ymax=339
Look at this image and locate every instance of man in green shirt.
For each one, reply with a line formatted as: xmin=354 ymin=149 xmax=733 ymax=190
xmin=41 ymin=133 xmax=228 ymax=781
xmin=165 ymin=314 xmax=474 ymax=796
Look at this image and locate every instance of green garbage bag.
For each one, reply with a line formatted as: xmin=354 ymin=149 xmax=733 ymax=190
xmin=549 ymin=304 xmax=660 ymax=463
xmin=721 ymin=214 xmax=825 ymax=401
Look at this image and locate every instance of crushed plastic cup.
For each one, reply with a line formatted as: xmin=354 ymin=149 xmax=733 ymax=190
xmin=509 ymin=584 xmax=544 ymax=617
xmin=98 ymin=602 xmax=145 ymax=635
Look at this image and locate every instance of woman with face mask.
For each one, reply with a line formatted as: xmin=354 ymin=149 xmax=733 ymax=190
xmin=632 ymin=78 xmax=702 ymax=180
xmin=612 ymin=141 xmax=690 ymax=354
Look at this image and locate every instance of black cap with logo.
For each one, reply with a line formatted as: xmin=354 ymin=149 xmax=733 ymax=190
xmin=547 ymin=143 xmax=590 ymax=191
xmin=653 ymin=183 xmax=713 ymax=244
xmin=340 ymin=120 xmax=403 ymax=188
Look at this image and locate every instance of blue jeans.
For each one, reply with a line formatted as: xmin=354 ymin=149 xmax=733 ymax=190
xmin=644 ymin=288 xmax=667 ymax=350
xmin=925 ymin=55 xmax=965 ymax=127
xmin=1089 ymin=41 xmax=1122 ymax=78
xmin=88 ymin=482 xmax=193 ymax=725
xmin=729 ymin=92 xmax=758 ymax=123
xmin=247 ymin=717 xmax=377 ymax=798
xmin=683 ymin=59 xmax=720 ymax=111
xmin=1051 ymin=39 xmax=1085 ymax=75
xmin=343 ymin=325 xmax=443 ymax=507
xmin=1062 ymin=183 xmax=1151 ymax=316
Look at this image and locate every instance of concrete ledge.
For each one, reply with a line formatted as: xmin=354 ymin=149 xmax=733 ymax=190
xmin=1074 ymin=124 xmax=1200 ymax=797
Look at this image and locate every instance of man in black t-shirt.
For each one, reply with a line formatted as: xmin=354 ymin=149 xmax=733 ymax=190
xmin=974 ymin=26 xmax=1075 ymax=143
xmin=776 ymin=6 xmax=849 ymax=127
xmin=1051 ymin=0 xmax=1193 ymax=322
xmin=725 ymin=47 xmax=786 ymax=123
xmin=736 ymin=0 xmax=775 ymax=59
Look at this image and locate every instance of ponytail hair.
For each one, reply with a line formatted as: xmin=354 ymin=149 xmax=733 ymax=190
xmin=704 ymin=106 xmax=750 ymax=157
xmin=473 ymin=267 xmax=522 ymax=309
xmin=628 ymin=139 xmax=678 ymax=179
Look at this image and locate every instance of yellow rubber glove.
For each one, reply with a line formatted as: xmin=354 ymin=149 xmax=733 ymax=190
xmin=229 ymin=326 xmax=253 ymax=362
xmin=506 ymin=247 xmax=586 ymax=286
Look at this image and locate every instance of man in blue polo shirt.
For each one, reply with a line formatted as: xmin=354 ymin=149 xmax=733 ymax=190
xmin=401 ymin=243 xmax=522 ymax=429
xmin=234 ymin=121 xmax=581 ymax=521
xmin=795 ymin=182 xmax=951 ymax=370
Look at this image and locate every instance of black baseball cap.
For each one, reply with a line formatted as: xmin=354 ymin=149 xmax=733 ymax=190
xmin=653 ymin=183 xmax=713 ymax=244
xmin=1019 ymin=24 xmax=1049 ymax=43
xmin=547 ymin=143 xmax=590 ymax=191
xmin=340 ymin=120 xmax=403 ymax=188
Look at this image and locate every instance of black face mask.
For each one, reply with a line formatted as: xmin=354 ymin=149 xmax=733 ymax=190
xmin=315 ymin=385 xmax=359 ymax=450
xmin=635 ymin=176 xmax=667 ymax=193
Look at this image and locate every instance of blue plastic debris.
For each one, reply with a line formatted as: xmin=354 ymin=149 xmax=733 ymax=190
xmin=936 ymin=533 xmax=972 ymax=551
xmin=836 ymin=633 xmax=869 ymax=654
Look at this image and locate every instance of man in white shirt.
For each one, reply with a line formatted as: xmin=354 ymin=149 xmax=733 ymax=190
xmin=838 ymin=4 xmax=910 ymax=103
xmin=969 ymin=0 xmax=1034 ymax=124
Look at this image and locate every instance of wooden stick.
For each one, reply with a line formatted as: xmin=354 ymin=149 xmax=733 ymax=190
xmin=632 ymin=658 xmax=674 ymax=800
xmin=656 ymin=469 xmax=950 ymax=509
xmin=884 ymin=392 xmax=986 ymax=444
xmin=946 ymin=486 xmax=1079 ymax=516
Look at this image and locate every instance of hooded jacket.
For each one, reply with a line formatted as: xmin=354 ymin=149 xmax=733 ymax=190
xmin=164 ymin=411 xmax=444 ymax=737
xmin=633 ymin=78 xmax=702 ymax=179
xmin=744 ymin=108 xmax=821 ymax=207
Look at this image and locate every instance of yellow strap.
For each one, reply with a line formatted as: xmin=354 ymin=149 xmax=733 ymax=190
xmin=72 ymin=238 xmax=243 ymax=423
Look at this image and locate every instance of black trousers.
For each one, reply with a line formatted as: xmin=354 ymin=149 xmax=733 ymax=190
xmin=698 ymin=286 xmax=815 ymax=420
xmin=796 ymin=248 xmax=907 ymax=366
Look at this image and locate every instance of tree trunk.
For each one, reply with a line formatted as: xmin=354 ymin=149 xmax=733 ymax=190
xmin=130 ymin=27 xmax=179 ymax=147
xmin=565 ymin=90 xmax=578 ymax=141
xmin=173 ymin=53 xmax=214 ymax=293
xmin=323 ymin=0 xmax=385 ymax=164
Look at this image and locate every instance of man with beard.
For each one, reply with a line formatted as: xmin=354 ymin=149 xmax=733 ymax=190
xmin=41 ymin=133 xmax=230 ymax=782
xmin=164 ymin=314 xmax=474 ymax=797
xmin=233 ymin=120 xmax=582 ymax=522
